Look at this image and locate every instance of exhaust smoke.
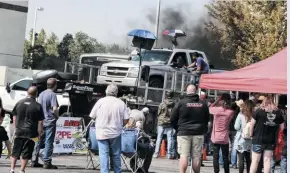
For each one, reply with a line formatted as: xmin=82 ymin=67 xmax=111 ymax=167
xmin=146 ymin=4 xmax=233 ymax=69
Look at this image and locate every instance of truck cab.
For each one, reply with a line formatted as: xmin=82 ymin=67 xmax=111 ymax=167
xmin=0 ymin=77 xmax=33 ymax=112
xmin=97 ymin=48 xmax=210 ymax=89
xmin=0 ymin=71 xmax=73 ymax=116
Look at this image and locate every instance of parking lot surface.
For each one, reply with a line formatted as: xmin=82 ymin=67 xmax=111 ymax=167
xmin=0 ymin=154 xmax=281 ymax=173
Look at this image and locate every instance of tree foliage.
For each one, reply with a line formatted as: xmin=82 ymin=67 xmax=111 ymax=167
xmin=206 ymin=0 xmax=287 ymax=67
xmin=68 ymin=31 xmax=106 ymax=62
xmin=106 ymin=43 xmax=130 ymax=55
xmin=57 ymin=33 xmax=74 ymax=61
xmin=23 ymin=29 xmax=129 ymax=70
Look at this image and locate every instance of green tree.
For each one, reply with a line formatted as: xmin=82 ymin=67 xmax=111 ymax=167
xmin=206 ymin=1 xmax=287 ymax=68
xmin=23 ymin=29 xmax=47 ymax=69
xmin=23 ymin=29 xmax=60 ymax=69
xmin=68 ymin=31 xmax=106 ymax=62
xmin=44 ymin=32 xmax=59 ymax=57
xmin=106 ymin=43 xmax=130 ymax=55
xmin=57 ymin=33 xmax=74 ymax=61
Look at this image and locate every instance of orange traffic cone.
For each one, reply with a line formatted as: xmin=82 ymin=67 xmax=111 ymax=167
xmin=202 ymin=148 xmax=207 ymax=161
xmin=159 ymin=139 xmax=166 ymax=157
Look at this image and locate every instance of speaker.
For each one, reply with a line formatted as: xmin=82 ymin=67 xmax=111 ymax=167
xmin=132 ymin=36 xmax=155 ymax=50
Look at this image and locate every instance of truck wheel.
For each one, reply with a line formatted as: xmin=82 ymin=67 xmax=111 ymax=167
xmin=149 ymin=77 xmax=163 ymax=88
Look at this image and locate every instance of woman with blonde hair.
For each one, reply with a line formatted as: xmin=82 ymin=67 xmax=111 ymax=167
xmin=234 ymin=100 xmax=255 ymax=173
xmin=249 ymin=94 xmax=284 ymax=173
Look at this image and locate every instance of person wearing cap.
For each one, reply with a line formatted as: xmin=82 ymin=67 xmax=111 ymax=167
xmin=128 ymin=107 xmax=149 ymax=130
xmin=153 ymin=91 xmax=176 ymax=159
xmin=125 ymin=109 xmax=154 ymax=173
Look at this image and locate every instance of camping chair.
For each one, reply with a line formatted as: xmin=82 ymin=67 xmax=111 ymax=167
xmin=85 ymin=121 xmax=100 ymax=170
xmin=121 ymin=129 xmax=146 ymax=173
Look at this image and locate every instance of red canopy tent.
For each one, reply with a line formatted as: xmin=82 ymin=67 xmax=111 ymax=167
xmin=199 ymin=48 xmax=287 ymax=94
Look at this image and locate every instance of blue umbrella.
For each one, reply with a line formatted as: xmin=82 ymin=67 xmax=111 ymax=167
xmin=127 ymin=29 xmax=156 ymax=39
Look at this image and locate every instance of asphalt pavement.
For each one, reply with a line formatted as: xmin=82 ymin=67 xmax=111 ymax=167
xmin=0 ymin=154 xmax=281 ymax=173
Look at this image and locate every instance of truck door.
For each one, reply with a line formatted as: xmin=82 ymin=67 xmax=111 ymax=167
xmin=3 ymin=79 xmax=32 ymax=112
xmin=169 ymin=52 xmax=190 ymax=91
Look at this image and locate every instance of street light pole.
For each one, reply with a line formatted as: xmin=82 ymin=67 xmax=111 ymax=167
xmin=30 ymin=6 xmax=43 ymax=69
xmin=31 ymin=7 xmax=44 ymax=47
xmin=154 ymin=0 xmax=161 ymax=48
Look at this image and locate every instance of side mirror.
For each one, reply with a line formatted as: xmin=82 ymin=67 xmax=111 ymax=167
xmin=170 ymin=62 xmax=178 ymax=68
xmin=128 ymin=56 xmax=132 ymax=61
xmin=6 ymin=83 xmax=11 ymax=93
xmin=209 ymin=64 xmax=215 ymax=69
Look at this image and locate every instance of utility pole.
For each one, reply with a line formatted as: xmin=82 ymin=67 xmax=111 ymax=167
xmin=154 ymin=0 xmax=161 ymax=48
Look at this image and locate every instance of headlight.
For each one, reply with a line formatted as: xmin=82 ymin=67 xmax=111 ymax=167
xmin=128 ymin=67 xmax=139 ymax=78
xmin=100 ymin=66 xmax=107 ymax=76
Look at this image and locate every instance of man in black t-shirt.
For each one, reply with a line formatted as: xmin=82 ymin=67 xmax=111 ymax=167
xmin=249 ymin=103 xmax=284 ymax=173
xmin=10 ymin=86 xmax=44 ymax=173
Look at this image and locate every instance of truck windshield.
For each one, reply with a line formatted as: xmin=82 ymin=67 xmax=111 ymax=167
xmin=131 ymin=50 xmax=172 ymax=63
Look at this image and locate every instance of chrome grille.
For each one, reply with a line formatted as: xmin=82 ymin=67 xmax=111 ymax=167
xmin=106 ymin=66 xmax=129 ymax=77
xmin=107 ymin=67 xmax=128 ymax=71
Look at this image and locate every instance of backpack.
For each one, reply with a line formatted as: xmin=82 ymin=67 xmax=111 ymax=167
xmin=242 ymin=120 xmax=251 ymax=139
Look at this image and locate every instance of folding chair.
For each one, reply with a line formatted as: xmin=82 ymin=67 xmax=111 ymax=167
xmin=85 ymin=123 xmax=100 ymax=170
xmin=121 ymin=129 xmax=146 ymax=173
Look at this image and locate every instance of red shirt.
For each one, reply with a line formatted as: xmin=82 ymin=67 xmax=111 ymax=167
xmin=210 ymin=106 xmax=234 ymax=144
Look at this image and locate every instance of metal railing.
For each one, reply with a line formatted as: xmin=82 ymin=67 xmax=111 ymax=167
xmin=64 ymin=61 xmax=200 ymax=106
xmin=127 ymin=66 xmax=199 ymax=106
xmin=64 ymin=61 xmax=100 ymax=84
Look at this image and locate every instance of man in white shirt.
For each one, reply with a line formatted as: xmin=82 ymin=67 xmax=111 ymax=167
xmin=89 ymin=84 xmax=129 ymax=173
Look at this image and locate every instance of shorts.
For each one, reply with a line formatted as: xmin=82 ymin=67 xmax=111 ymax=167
xmin=12 ymin=137 xmax=35 ymax=160
xmin=252 ymin=144 xmax=275 ymax=153
xmin=177 ymin=135 xmax=204 ymax=158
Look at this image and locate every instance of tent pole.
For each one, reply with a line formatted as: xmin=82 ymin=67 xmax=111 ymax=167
xmin=274 ymin=94 xmax=279 ymax=105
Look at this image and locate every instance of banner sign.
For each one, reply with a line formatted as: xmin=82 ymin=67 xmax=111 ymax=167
xmin=53 ymin=117 xmax=84 ymax=154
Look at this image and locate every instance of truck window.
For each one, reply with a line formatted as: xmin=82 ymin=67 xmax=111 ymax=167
xmin=131 ymin=50 xmax=172 ymax=63
xmin=12 ymin=80 xmax=32 ymax=91
xmin=172 ymin=52 xmax=188 ymax=67
xmin=189 ymin=52 xmax=205 ymax=62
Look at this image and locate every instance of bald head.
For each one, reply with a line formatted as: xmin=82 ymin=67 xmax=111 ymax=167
xmin=47 ymin=78 xmax=57 ymax=90
xmin=186 ymin=85 xmax=196 ymax=95
xmin=27 ymin=86 xmax=38 ymax=97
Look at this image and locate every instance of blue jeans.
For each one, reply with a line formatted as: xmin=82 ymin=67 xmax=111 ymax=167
xmin=281 ymin=155 xmax=287 ymax=173
xmin=97 ymin=135 xmax=121 ymax=173
xmin=271 ymin=155 xmax=287 ymax=173
xmin=219 ymin=149 xmax=223 ymax=165
xmin=231 ymin=146 xmax=237 ymax=166
xmin=33 ymin=125 xmax=56 ymax=164
xmin=154 ymin=126 xmax=175 ymax=157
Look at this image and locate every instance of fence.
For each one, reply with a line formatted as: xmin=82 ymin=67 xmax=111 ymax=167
xmin=64 ymin=61 xmax=201 ymax=106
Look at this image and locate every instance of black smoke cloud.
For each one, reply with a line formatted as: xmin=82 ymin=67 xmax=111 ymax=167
xmin=147 ymin=5 xmax=233 ymax=69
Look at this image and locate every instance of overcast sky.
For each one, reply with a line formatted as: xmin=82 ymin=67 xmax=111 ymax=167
xmin=26 ymin=0 xmax=210 ymax=45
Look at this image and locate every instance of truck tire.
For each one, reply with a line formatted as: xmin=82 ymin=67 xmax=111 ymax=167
xmin=149 ymin=77 xmax=163 ymax=88
xmin=32 ymin=70 xmax=58 ymax=84
xmin=58 ymin=72 xmax=78 ymax=81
